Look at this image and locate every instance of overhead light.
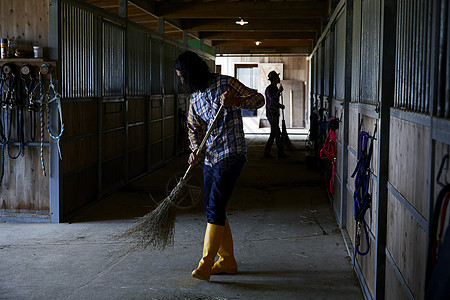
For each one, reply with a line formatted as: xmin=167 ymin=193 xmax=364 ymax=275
xmin=236 ymin=18 xmax=248 ymax=26
xmin=255 ymin=41 xmax=262 ymax=46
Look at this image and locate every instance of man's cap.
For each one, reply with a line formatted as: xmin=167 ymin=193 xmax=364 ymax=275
xmin=268 ymin=70 xmax=280 ymax=80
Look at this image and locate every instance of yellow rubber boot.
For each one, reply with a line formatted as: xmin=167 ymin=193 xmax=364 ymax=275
xmin=192 ymin=223 xmax=225 ymax=281
xmin=211 ymin=219 xmax=238 ymax=275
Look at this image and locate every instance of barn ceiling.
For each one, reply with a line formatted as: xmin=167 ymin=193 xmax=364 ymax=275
xmin=85 ymin=0 xmax=330 ymax=55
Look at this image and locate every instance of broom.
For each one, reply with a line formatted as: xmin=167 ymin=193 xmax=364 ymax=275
xmin=280 ymin=85 xmax=294 ymax=150
xmin=118 ymin=103 xmax=225 ymax=251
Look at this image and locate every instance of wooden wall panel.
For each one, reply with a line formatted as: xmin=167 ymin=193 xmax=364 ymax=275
xmin=346 ymin=187 xmax=356 ymax=245
xmin=336 ymin=139 xmax=343 ymax=178
xmin=102 ymin=157 xmax=124 ymax=190
xmin=164 ymin=118 xmax=174 ymax=138
xmin=1 ymin=148 xmax=49 ymax=211
xmin=62 ymin=102 xmax=97 ymax=138
xmin=128 ymin=98 xmax=146 ymax=123
xmin=150 ymin=143 xmax=162 ymax=166
xmin=61 ymin=135 xmax=97 ymax=174
xmin=385 ymin=256 xmax=409 ymax=300
xmin=164 ymin=96 xmax=175 ymax=117
xmin=102 ymin=102 xmax=124 ymax=130
xmin=357 ymin=240 xmax=375 ymax=298
xmin=386 ymin=192 xmax=427 ymax=300
xmin=347 ymin=150 xmax=358 ymax=195
xmin=128 ymin=124 xmax=146 ymax=149
xmin=62 ymin=166 xmax=97 ymax=216
xmin=164 ymin=139 xmax=174 ymax=160
xmin=389 ymin=117 xmax=430 ymax=217
xmin=151 ymin=98 xmax=162 ymax=120
xmin=0 ymin=0 xmax=49 ymax=50
xmin=348 ymin=106 xmax=359 ymax=151
xmin=360 ymin=115 xmax=378 ymax=177
xmin=150 ymin=121 xmax=162 ymax=143
xmin=102 ymin=130 xmax=125 ymax=160
xmin=128 ymin=148 xmax=146 ymax=180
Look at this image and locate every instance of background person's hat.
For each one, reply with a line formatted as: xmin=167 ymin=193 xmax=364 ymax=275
xmin=268 ymin=70 xmax=280 ymax=80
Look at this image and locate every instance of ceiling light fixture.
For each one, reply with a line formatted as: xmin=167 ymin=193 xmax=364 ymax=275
xmin=236 ymin=18 xmax=248 ymax=26
xmin=255 ymin=41 xmax=262 ymax=46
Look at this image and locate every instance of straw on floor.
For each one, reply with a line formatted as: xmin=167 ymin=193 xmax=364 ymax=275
xmin=118 ymin=104 xmax=224 ymax=251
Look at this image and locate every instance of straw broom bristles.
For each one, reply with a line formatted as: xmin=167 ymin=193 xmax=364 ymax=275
xmin=118 ymin=178 xmax=186 ymax=251
xmin=118 ymin=104 xmax=224 ymax=252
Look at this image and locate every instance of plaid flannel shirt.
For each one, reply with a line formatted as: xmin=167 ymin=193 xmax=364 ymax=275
xmin=187 ymin=75 xmax=265 ymax=166
xmin=265 ymin=84 xmax=283 ymax=117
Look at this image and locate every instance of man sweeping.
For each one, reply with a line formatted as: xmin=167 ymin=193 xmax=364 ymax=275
xmin=264 ymin=70 xmax=288 ymax=159
xmin=174 ymin=51 xmax=264 ymax=281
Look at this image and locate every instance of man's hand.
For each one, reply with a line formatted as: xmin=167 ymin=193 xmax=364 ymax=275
xmin=220 ymin=90 xmax=238 ymax=107
xmin=188 ymin=151 xmax=203 ymax=165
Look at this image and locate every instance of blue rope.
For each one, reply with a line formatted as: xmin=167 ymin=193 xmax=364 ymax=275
xmin=351 ymin=130 xmax=375 ymax=256
xmin=0 ymin=144 xmax=4 ymax=184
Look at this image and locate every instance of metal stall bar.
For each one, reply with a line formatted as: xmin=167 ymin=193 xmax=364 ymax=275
xmin=49 ymin=0 xmax=61 ymax=222
xmin=373 ymin=1 xmax=397 ymax=298
xmin=340 ymin=0 xmax=353 ymax=230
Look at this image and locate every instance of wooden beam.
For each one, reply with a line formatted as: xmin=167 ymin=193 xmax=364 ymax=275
xmin=217 ymin=46 xmax=311 ymax=55
xmin=212 ymin=40 xmax=313 ymax=47
xmin=155 ymin=1 xmax=328 ymax=18
xmin=128 ymin=0 xmax=183 ymax=29
xmin=199 ymin=31 xmax=318 ymax=40
xmin=184 ymin=19 xmax=321 ymax=31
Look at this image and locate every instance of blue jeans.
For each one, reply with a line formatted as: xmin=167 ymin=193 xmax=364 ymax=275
xmin=203 ymin=154 xmax=246 ymax=226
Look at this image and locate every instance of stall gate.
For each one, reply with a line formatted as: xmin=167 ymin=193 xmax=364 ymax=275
xmin=309 ymin=0 xmax=450 ymax=299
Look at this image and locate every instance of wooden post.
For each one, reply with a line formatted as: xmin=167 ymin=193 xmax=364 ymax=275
xmin=374 ymin=0 xmax=397 ymax=298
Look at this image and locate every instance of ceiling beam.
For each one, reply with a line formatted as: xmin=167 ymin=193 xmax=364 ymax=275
xmin=199 ymin=31 xmax=318 ymax=40
xmin=216 ymin=46 xmax=311 ymax=55
xmin=183 ymin=19 xmax=321 ymax=31
xmin=154 ymin=1 xmax=328 ymax=19
xmin=212 ymin=40 xmax=313 ymax=47
xmin=128 ymin=0 xmax=183 ymax=30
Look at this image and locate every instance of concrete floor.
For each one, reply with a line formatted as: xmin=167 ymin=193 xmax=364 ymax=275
xmin=0 ymin=135 xmax=363 ymax=300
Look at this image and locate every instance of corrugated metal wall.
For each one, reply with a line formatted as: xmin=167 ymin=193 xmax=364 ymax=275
xmin=61 ymin=3 xmax=95 ymax=98
xmin=309 ymin=0 xmax=450 ymax=299
xmin=57 ymin=0 xmax=212 ymax=218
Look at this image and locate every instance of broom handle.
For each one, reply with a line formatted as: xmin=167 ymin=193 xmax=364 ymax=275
xmin=182 ymin=103 xmax=225 ymax=180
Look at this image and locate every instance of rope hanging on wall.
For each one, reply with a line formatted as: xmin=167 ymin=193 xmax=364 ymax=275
xmin=351 ymin=124 xmax=377 ymax=256
xmin=0 ymin=62 xmax=63 ymax=180
xmin=319 ymin=117 xmax=340 ymax=195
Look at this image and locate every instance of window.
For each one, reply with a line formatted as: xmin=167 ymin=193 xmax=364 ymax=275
xmin=235 ymin=64 xmax=258 ymax=116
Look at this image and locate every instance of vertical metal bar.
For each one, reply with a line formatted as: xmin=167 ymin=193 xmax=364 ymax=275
xmin=119 ymin=0 xmax=127 ymax=18
xmin=399 ymin=0 xmax=405 ymax=109
xmin=436 ymin=0 xmax=447 ymax=117
xmin=424 ymin=0 xmax=432 ymax=113
xmin=425 ymin=0 xmax=441 ymax=289
xmin=97 ymin=16 xmax=103 ymax=200
xmin=124 ymin=22 xmax=129 ymax=183
xmin=160 ymin=42 xmax=165 ymax=161
xmin=374 ymin=0 xmax=397 ymax=298
xmin=158 ymin=17 xmax=164 ymax=35
xmin=394 ymin=0 xmax=400 ymax=108
xmin=418 ymin=0 xmax=425 ymax=113
xmin=412 ymin=0 xmax=418 ymax=112
xmin=329 ymin=27 xmax=335 ymax=117
xmin=49 ymin=0 xmax=61 ymax=223
xmin=340 ymin=0 xmax=354 ymax=230
xmin=147 ymin=36 xmax=151 ymax=173
xmin=405 ymin=1 xmax=412 ymax=110
xmin=445 ymin=1 xmax=450 ymax=118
